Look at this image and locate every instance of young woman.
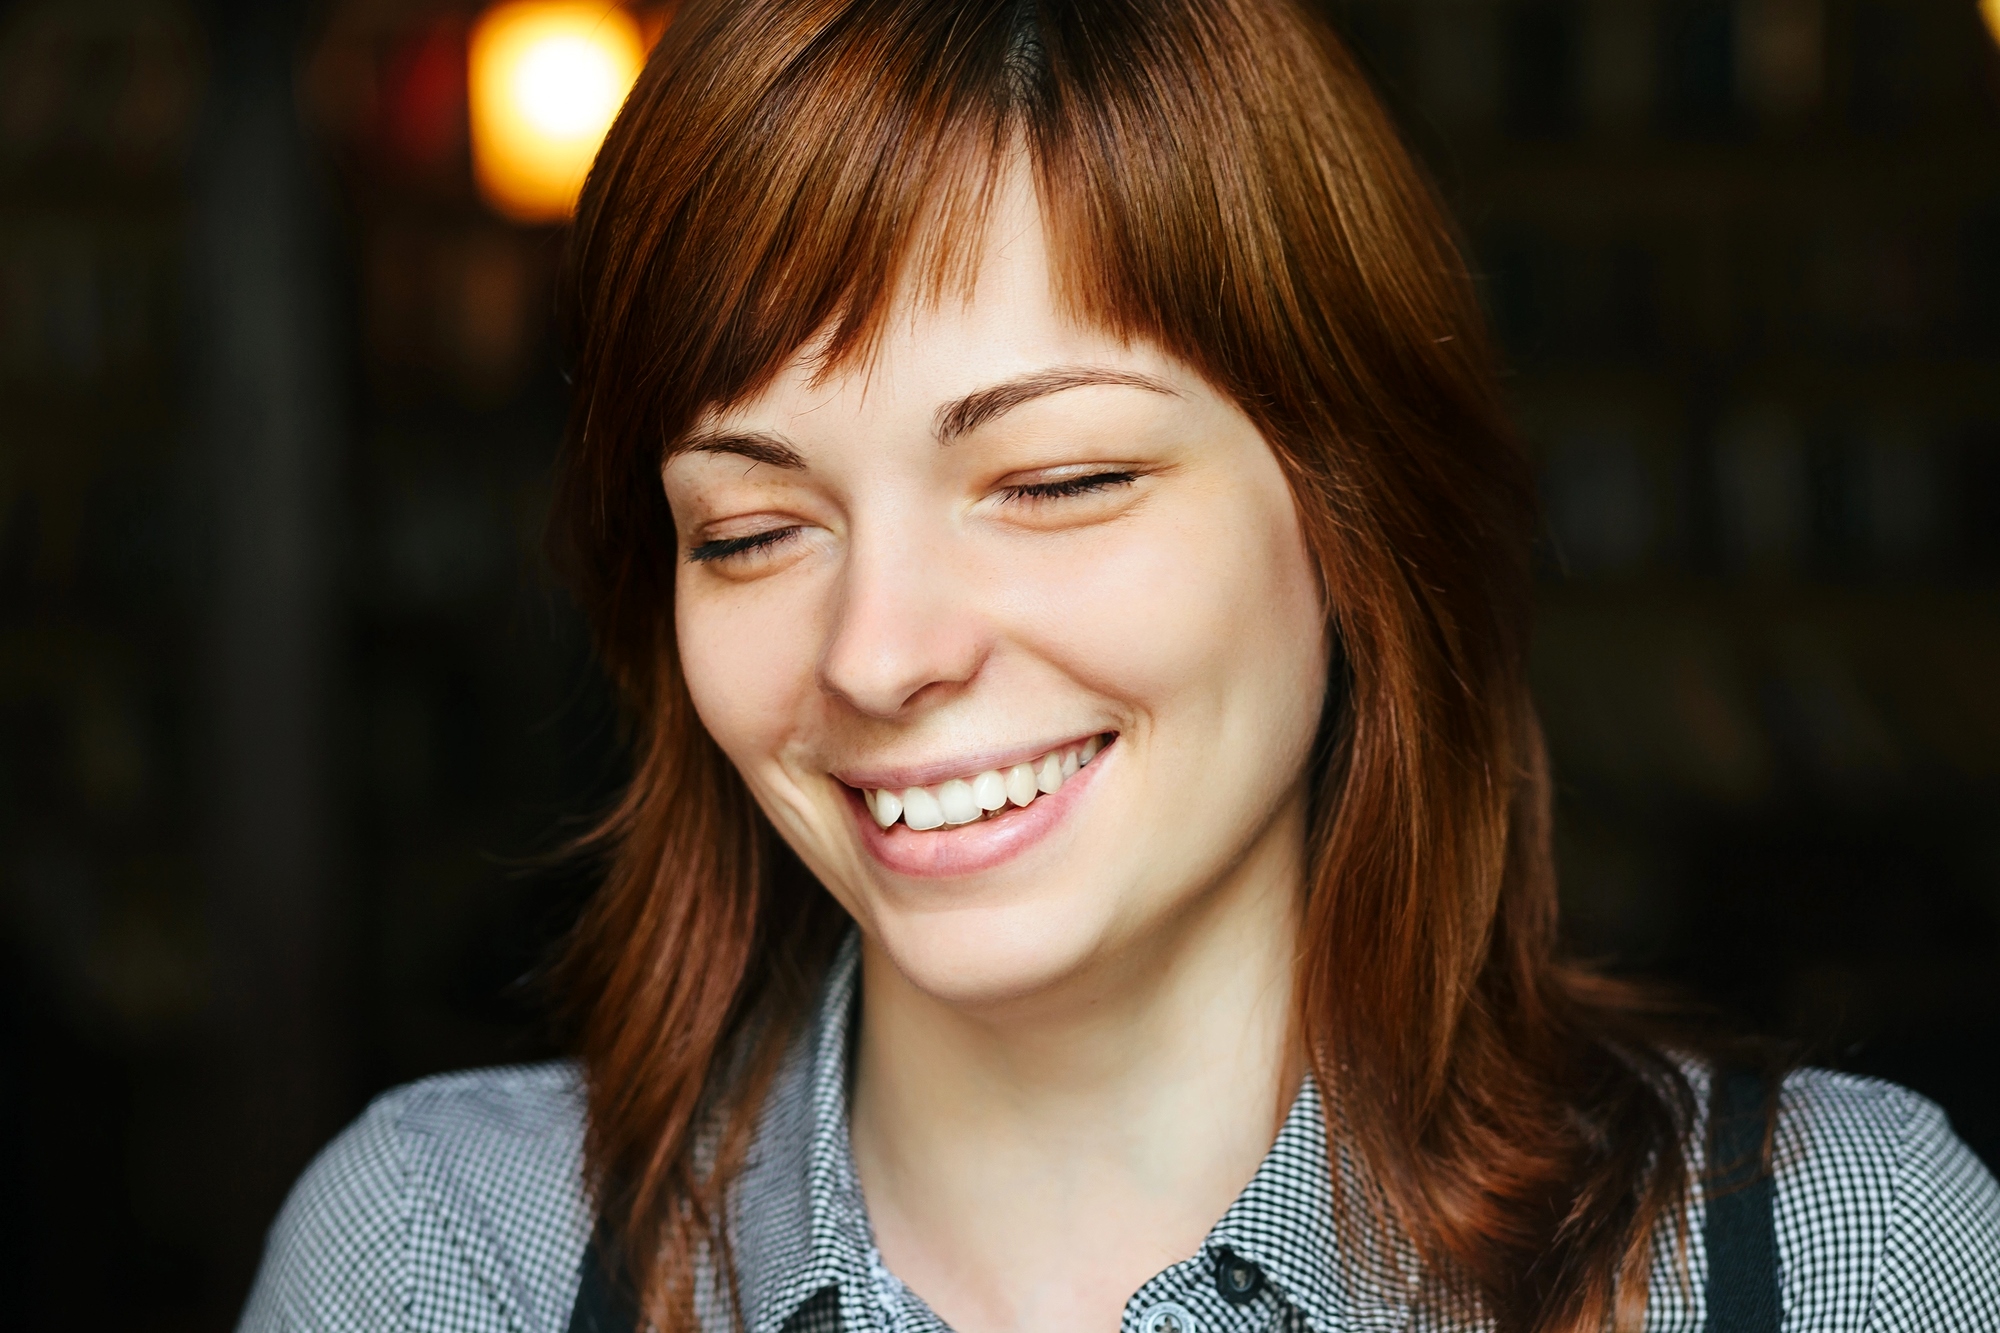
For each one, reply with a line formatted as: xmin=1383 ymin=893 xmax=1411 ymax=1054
xmin=241 ymin=2 xmax=2000 ymax=1331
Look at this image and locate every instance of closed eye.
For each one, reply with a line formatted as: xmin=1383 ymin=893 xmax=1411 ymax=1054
xmin=688 ymin=527 xmax=800 ymax=563
xmin=998 ymin=470 xmax=1138 ymax=504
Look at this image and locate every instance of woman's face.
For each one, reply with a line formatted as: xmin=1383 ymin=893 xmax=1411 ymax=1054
xmin=663 ymin=183 xmax=1327 ymax=1008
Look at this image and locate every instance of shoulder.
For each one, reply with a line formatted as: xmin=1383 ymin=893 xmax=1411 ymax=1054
xmin=237 ymin=1061 xmax=593 ymax=1333
xmin=1767 ymin=1068 xmax=2000 ymax=1329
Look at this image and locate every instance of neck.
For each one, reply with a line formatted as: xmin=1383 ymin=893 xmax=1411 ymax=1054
xmin=848 ymin=797 xmax=1307 ymax=1333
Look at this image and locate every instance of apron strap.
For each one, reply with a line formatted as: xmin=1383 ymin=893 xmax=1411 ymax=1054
xmin=567 ymin=1234 xmax=640 ymax=1333
xmin=1705 ymin=1068 xmax=1782 ymax=1332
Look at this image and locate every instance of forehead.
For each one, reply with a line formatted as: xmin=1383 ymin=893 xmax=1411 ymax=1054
xmin=700 ymin=172 xmax=1169 ymax=436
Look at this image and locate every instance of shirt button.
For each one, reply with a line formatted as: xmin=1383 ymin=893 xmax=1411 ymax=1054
xmin=1213 ymin=1248 xmax=1265 ymax=1305
xmin=1139 ymin=1300 xmax=1200 ymax=1333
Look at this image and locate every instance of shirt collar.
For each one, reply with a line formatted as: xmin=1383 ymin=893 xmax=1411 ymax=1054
xmin=1203 ymin=1081 xmax=1428 ymax=1333
xmin=727 ymin=932 xmax=1429 ymax=1333
xmin=729 ymin=933 xmax=872 ymax=1333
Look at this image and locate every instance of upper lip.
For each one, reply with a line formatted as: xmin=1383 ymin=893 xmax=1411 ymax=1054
xmin=831 ymin=731 xmax=1112 ymax=791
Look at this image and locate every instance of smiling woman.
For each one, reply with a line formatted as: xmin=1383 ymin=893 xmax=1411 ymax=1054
xmin=238 ymin=2 xmax=2000 ymax=1333
xmin=661 ymin=199 xmax=1322 ymax=937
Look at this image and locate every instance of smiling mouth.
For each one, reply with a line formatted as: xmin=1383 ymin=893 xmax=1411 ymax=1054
xmin=853 ymin=734 xmax=1111 ymax=832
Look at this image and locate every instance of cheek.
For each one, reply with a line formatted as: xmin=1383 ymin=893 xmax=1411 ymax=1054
xmin=675 ymin=577 xmax=823 ymax=770
xmin=1008 ymin=481 xmax=1324 ymax=728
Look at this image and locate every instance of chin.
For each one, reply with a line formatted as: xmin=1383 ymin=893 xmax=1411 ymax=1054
xmin=863 ymin=893 xmax=1123 ymax=1010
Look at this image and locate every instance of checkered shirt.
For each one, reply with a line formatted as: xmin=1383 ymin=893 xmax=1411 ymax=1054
xmin=239 ymin=935 xmax=2000 ymax=1332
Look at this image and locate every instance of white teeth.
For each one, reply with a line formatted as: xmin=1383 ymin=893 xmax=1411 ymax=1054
xmin=865 ymin=737 xmax=1109 ymax=832
xmin=971 ymin=770 xmax=1008 ymax=811
xmin=937 ymin=778 xmax=981 ymax=825
xmin=901 ymin=786 xmax=944 ymax=831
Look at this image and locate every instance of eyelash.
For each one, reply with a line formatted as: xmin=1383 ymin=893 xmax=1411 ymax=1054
xmin=686 ymin=471 xmax=1139 ymax=565
xmin=687 ymin=528 xmax=800 ymax=564
xmin=998 ymin=470 xmax=1138 ymax=503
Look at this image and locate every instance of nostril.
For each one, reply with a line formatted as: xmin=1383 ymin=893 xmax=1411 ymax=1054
xmin=816 ymin=556 xmax=992 ymax=719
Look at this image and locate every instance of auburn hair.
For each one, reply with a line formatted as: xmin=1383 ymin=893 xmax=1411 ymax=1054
xmin=552 ymin=1 xmax=1702 ymax=1329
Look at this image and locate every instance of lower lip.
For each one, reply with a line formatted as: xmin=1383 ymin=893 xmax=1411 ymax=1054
xmin=847 ymin=742 xmax=1112 ymax=879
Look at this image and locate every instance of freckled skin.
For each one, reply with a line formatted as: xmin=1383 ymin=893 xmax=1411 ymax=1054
xmin=662 ymin=177 xmax=1326 ymax=1333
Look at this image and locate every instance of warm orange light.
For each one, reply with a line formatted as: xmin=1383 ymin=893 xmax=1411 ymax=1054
xmin=469 ymin=3 xmax=644 ymax=223
xmin=1984 ymin=0 xmax=2000 ymax=48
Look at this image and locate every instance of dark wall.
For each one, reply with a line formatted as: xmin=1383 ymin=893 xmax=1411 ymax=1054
xmin=0 ymin=1 xmax=614 ymax=1325
xmin=0 ymin=1 xmax=1994 ymax=1328
xmin=1331 ymin=0 xmax=2000 ymax=1165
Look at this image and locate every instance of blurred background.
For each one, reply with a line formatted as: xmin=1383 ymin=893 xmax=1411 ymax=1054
xmin=0 ymin=0 xmax=1994 ymax=1326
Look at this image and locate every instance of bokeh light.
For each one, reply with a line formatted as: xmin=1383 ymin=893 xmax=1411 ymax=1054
xmin=469 ymin=2 xmax=643 ymax=223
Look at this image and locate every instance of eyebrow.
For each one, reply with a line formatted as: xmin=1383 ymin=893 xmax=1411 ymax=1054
xmin=676 ymin=431 xmax=808 ymax=470
xmin=935 ymin=366 xmax=1179 ymax=442
xmin=673 ymin=366 xmax=1178 ymax=467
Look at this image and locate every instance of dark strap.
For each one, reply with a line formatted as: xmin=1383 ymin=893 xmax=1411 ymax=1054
xmin=1704 ymin=1069 xmax=1781 ymax=1332
xmin=567 ymin=1235 xmax=640 ymax=1333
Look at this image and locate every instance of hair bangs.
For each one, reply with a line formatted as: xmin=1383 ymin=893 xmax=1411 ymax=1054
xmin=577 ymin=0 xmax=1379 ymax=459
xmin=606 ymin=0 xmax=1064 ymax=439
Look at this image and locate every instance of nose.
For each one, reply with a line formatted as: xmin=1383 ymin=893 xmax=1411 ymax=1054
xmin=816 ymin=520 xmax=989 ymax=718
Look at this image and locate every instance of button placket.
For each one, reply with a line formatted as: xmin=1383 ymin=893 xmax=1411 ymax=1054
xmin=1137 ymin=1299 xmax=1202 ymax=1333
xmin=1212 ymin=1247 xmax=1266 ymax=1306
